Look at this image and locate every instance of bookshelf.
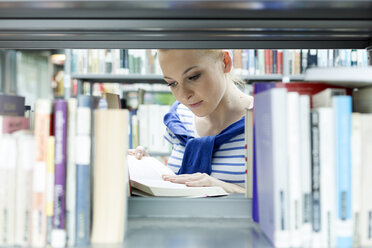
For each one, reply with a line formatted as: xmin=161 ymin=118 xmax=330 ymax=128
xmin=0 ymin=1 xmax=372 ymax=247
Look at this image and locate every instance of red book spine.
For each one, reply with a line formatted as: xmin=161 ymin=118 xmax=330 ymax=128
xmin=264 ymin=50 xmax=270 ymax=74
xmin=277 ymin=51 xmax=283 ymax=74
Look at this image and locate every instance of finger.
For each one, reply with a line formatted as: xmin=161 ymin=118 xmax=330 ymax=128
xmin=169 ymin=174 xmax=205 ymax=184
xmin=185 ymin=178 xmax=209 ymax=187
xmin=128 ymin=149 xmax=136 ymax=155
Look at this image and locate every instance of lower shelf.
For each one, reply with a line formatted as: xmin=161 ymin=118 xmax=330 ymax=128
xmin=125 ymin=217 xmax=271 ymax=248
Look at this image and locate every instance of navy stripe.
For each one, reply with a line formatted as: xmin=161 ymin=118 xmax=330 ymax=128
xmin=226 ymin=138 xmax=245 ymax=143
xmin=164 ymin=135 xmax=173 ymax=144
xmin=173 ymin=148 xmax=185 ymax=153
xmin=170 ymin=156 xmax=182 ymax=161
xmin=168 ymin=132 xmax=177 ymax=139
xmin=213 ymin=155 xmax=245 ymax=159
xmin=212 ymin=170 xmax=245 ymax=175
xmin=183 ymin=122 xmax=193 ymax=125
xmin=167 ymin=163 xmax=181 ymax=168
xmin=217 ymin=146 xmax=245 ymax=151
xmin=221 ymin=179 xmax=245 ymax=184
xmin=211 ymin=162 xmax=245 ymax=166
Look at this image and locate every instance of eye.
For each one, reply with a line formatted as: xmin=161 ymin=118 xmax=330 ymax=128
xmin=188 ymin=73 xmax=201 ymax=81
xmin=167 ymin=81 xmax=178 ymax=88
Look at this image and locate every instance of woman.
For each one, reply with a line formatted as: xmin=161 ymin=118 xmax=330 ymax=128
xmin=130 ymin=50 xmax=253 ymax=193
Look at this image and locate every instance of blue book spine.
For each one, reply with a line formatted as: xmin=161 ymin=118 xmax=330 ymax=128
xmin=333 ymin=96 xmax=353 ymax=247
xmin=76 ymin=164 xmax=90 ymax=246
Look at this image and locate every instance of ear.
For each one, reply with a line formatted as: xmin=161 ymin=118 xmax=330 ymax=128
xmin=222 ymin=51 xmax=233 ymax=73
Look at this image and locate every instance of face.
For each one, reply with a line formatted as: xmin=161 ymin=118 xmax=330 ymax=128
xmin=158 ymin=50 xmax=227 ymax=117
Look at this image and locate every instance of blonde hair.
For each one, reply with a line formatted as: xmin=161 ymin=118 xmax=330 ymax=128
xmin=157 ymin=49 xmax=246 ymax=87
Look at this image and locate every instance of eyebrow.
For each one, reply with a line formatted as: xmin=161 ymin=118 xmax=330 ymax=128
xmin=163 ymin=66 xmax=198 ymax=80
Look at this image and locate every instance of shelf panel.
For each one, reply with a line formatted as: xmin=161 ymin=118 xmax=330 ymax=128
xmin=0 ymin=1 xmax=371 ymax=49
xmin=72 ymin=74 xmax=166 ymax=84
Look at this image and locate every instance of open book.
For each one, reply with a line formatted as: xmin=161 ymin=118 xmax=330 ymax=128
xmin=127 ymin=155 xmax=228 ymax=197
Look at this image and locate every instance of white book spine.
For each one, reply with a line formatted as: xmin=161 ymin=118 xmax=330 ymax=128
xmin=287 ymin=92 xmax=303 ymax=247
xmin=360 ymin=114 xmax=372 ymax=247
xmin=15 ymin=134 xmax=35 ymax=246
xmin=299 ymin=95 xmax=312 ymax=247
xmin=319 ymin=108 xmax=336 ymax=247
xmin=272 ymin=88 xmax=290 ymax=247
xmin=351 ymin=113 xmax=362 ymax=247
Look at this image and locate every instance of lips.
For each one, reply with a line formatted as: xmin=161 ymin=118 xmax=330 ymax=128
xmin=189 ymin=100 xmax=203 ymax=108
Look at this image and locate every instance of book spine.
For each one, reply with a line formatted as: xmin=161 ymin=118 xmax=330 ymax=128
xmin=75 ymin=101 xmax=91 ymax=246
xmin=333 ymin=96 xmax=353 ymax=247
xmin=52 ymin=100 xmax=67 ymax=244
xmin=277 ymin=50 xmax=283 ymax=75
xmin=0 ymin=116 xmax=29 ymax=134
xmin=15 ymin=134 xmax=35 ymax=246
xmin=311 ymin=110 xmax=321 ymax=246
xmin=287 ymin=92 xmax=302 ymax=247
xmin=319 ymin=108 xmax=336 ymax=247
xmin=46 ymin=136 xmax=55 ymax=246
xmin=351 ymin=113 xmax=362 ymax=247
xmin=360 ymin=114 xmax=372 ymax=247
xmin=299 ymin=95 xmax=312 ymax=247
xmin=0 ymin=94 xmax=25 ymax=117
xmin=32 ymin=99 xmax=52 ymax=247
xmin=66 ymin=98 xmax=77 ymax=247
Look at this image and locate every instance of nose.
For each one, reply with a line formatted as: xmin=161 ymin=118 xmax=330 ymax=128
xmin=180 ymin=83 xmax=194 ymax=102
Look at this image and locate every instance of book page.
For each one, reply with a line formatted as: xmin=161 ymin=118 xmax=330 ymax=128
xmin=128 ymin=155 xmax=175 ymax=181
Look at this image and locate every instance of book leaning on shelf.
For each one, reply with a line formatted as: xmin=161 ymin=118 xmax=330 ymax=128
xmin=128 ymin=155 xmax=227 ymax=197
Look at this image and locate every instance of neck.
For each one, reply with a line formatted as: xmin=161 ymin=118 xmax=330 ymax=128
xmin=204 ymin=82 xmax=247 ymax=132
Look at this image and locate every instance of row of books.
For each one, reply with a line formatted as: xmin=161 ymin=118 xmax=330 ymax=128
xmin=70 ymin=49 xmax=161 ymax=75
xmin=231 ymin=49 xmax=369 ymax=76
xmin=69 ymin=49 xmax=369 ymax=76
xmin=0 ymin=93 xmax=132 ymax=247
xmin=251 ymin=82 xmax=372 ymax=247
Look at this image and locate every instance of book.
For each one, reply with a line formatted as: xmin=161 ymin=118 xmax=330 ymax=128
xmin=254 ymin=87 xmax=289 ymax=247
xmin=128 ymin=155 xmax=228 ymax=197
xmin=0 ymin=94 xmax=25 ymax=117
xmin=245 ymin=108 xmax=253 ymax=198
xmin=91 ymin=109 xmax=129 ymax=244
xmin=0 ymin=115 xmax=29 ymax=136
xmin=353 ymin=86 xmax=372 ymax=113
xmin=52 ymin=99 xmax=68 ymax=245
xmin=32 ymin=99 xmax=53 ymax=247
xmin=14 ymin=131 xmax=35 ymax=247
xmin=312 ymin=88 xmax=346 ymax=108
xmin=359 ymin=114 xmax=372 ymax=247
xmin=66 ymin=98 xmax=77 ymax=247
xmin=333 ymin=96 xmax=353 ymax=247
xmin=46 ymin=136 xmax=55 ymax=246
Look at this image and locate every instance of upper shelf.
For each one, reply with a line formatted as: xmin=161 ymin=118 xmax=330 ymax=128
xmin=0 ymin=0 xmax=371 ymax=49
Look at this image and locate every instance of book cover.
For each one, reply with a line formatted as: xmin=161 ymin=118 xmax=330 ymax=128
xmin=46 ymin=136 xmax=55 ymax=246
xmin=245 ymin=109 xmax=253 ymax=198
xmin=0 ymin=94 xmax=25 ymax=117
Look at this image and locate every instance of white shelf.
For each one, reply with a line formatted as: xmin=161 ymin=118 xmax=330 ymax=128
xmin=304 ymin=66 xmax=372 ymax=88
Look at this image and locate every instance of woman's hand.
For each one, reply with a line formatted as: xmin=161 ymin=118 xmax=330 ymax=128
xmin=128 ymin=146 xmax=148 ymax=160
xmin=162 ymin=172 xmax=245 ymax=193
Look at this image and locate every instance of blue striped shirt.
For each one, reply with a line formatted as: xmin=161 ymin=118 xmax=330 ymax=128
xmin=164 ymin=103 xmax=252 ymax=188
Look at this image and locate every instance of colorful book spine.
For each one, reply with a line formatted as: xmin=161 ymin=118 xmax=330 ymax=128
xmin=0 ymin=116 xmax=29 ymax=135
xmin=52 ymin=99 xmax=68 ymax=245
xmin=333 ymin=96 xmax=353 ymax=247
xmin=0 ymin=94 xmax=25 ymax=116
xmin=75 ymin=95 xmax=98 ymax=246
xmin=32 ymin=99 xmax=52 ymax=247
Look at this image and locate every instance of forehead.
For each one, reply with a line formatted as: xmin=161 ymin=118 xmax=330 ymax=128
xmin=158 ymin=50 xmax=216 ymax=72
